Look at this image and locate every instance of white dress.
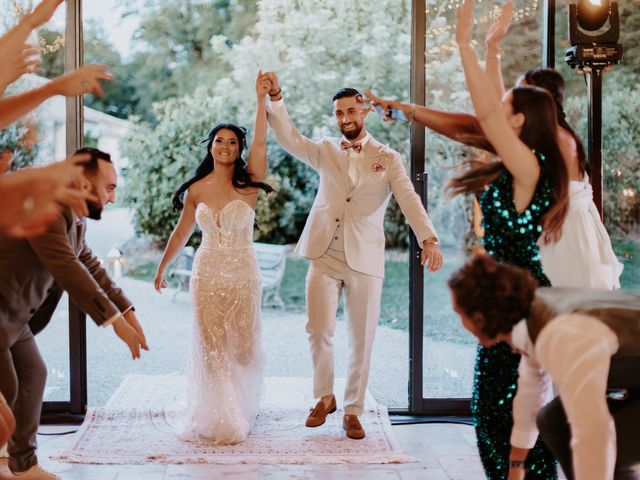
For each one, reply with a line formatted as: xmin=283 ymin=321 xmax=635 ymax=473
xmin=181 ymin=200 xmax=264 ymax=444
xmin=538 ymin=179 xmax=623 ymax=289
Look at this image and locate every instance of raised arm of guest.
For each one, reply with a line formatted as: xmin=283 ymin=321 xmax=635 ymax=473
xmin=0 ymin=0 xmax=62 ymax=73
xmin=246 ymin=71 xmax=270 ymax=183
xmin=364 ymin=89 xmax=490 ymax=151
xmin=484 ymin=1 xmax=513 ymax=98
xmin=456 ymin=0 xmax=540 ymax=196
xmin=0 ymin=65 xmax=112 ymax=129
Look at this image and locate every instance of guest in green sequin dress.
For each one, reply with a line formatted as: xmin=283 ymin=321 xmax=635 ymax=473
xmin=447 ymin=1 xmax=571 ymax=478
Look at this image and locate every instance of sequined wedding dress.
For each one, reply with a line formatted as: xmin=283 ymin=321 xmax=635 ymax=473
xmin=181 ymin=200 xmax=264 ymax=445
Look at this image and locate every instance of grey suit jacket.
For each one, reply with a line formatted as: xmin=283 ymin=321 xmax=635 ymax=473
xmin=0 ymin=207 xmax=132 ymax=350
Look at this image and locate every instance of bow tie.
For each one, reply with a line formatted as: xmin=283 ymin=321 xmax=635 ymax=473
xmin=340 ymin=140 xmax=362 ymax=153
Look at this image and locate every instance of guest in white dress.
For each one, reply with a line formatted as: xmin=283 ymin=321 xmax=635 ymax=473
xmin=537 ymin=176 xmax=622 ymax=289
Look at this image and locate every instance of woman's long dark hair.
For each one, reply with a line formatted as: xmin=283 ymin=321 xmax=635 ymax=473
xmin=522 ymin=68 xmax=590 ymax=178
xmin=447 ymin=86 xmax=569 ymax=243
xmin=172 ymin=123 xmax=273 ymax=210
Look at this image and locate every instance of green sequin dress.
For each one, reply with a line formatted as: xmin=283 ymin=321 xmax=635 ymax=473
xmin=474 ymin=159 xmax=558 ymax=480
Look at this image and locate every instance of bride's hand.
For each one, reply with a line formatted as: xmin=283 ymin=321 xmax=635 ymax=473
xmin=256 ymin=70 xmax=271 ymax=98
xmin=154 ymin=270 xmax=168 ymax=293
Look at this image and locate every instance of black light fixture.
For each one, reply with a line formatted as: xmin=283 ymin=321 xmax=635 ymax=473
xmin=566 ymin=0 xmax=623 ymax=69
xmin=565 ymin=0 xmax=624 ymax=216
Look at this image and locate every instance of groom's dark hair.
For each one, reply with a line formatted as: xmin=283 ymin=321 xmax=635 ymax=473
xmin=333 ymin=87 xmax=361 ymax=101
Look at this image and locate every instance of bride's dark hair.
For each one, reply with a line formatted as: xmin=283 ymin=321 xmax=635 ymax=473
xmin=172 ymin=123 xmax=274 ymax=210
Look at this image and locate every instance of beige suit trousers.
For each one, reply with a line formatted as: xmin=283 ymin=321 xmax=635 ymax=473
xmin=305 ymin=252 xmax=383 ymax=416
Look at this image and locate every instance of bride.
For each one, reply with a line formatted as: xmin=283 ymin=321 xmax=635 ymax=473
xmin=154 ymin=72 xmax=274 ymax=444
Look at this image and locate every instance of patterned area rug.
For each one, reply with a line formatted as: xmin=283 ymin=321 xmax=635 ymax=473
xmin=55 ymin=375 xmax=416 ymax=465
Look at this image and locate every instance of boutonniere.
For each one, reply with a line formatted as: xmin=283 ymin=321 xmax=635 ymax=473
xmin=371 ymin=162 xmax=385 ymax=173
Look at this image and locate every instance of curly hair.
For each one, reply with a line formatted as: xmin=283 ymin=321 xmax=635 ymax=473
xmin=448 ymin=254 xmax=538 ymax=339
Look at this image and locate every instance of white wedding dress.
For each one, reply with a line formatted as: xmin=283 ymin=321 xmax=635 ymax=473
xmin=538 ymin=179 xmax=623 ymax=289
xmin=181 ymin=200 xmax=264 ymax=445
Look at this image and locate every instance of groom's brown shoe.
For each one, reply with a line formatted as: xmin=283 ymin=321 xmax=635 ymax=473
xmin=305 ymin=395 xmax=337 ymax=427
xmin=343 ymin=414 xmax=365 ymax=440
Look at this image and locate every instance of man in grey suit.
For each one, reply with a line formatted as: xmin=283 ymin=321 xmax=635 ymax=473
xmin=0 ymin=148 xmax=148 ymax=480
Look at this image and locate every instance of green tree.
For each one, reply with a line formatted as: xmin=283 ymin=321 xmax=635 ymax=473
xmin=121 ymin=0 xmax=258 ymax=123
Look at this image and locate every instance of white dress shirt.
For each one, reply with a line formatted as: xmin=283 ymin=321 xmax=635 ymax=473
xmin=510 ymin=313 xmax=620 ymax=480
xmin=342 ymin=133 xmax=370 ymax=187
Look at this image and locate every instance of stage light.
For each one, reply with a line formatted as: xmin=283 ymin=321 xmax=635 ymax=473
xmin=566 ymin=0 xmax=622 ymax=70
xmin=577 ymin=0 xmax=610 ymax=32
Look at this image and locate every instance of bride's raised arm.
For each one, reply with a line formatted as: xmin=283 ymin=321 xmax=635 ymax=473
xmin=246 ymin=71 xmax=270 ymax=183
xmin=456 ymin=0 xmax=539 ymax=190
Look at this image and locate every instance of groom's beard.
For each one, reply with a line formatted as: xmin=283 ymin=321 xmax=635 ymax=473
xmin=340 ymin=121 xmax=363 ymax=140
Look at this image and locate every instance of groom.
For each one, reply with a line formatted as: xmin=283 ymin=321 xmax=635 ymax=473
xmin=264 ymin=72 xmax=443 ymax=439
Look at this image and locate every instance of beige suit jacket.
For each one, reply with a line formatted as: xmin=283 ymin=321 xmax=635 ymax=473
xmin=268 ymin=100 xmax=438 ymax=277
xmin=0 ymin=207 xmax=131 ymax=350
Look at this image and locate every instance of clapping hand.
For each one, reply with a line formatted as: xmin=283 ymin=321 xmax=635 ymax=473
xmin=485 ymin=1 xmax=513 ymax=49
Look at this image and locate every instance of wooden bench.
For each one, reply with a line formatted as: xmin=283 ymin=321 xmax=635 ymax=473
xmin=168 ymin=243 xmax=289 ymax=309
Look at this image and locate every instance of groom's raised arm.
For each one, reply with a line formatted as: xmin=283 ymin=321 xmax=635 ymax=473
xmin=264 ymin=72 xmax=322 ymax=171
xmin=267 ymin=99 xmax=322 ymax=171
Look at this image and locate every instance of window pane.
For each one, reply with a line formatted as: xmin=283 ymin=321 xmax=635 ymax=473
xmin=423 ymin=0 xmax=544 ymax=398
